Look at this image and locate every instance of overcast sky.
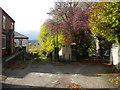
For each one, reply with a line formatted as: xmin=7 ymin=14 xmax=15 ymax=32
xmin=0 ymin=0 xmax=54 ymax=40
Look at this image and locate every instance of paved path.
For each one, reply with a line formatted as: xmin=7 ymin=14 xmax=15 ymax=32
xmin=2 ymin=63 xmax=119 ymax=89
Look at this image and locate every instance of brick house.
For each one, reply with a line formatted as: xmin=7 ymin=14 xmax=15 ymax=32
xmin=0 ymin=8 xmax=2 ymax=58
xmin=0 ymin=7 xmax=15 ymax=57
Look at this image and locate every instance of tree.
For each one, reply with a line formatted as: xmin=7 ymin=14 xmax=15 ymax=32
xmin=38 ymin=22 xmax=65 ymax=59
xmin=88 ymin=2 xmax=120 ymax=57
xmin=89 ymin=2 xmax=120 ymax=44
xmin=48 ymin=2 xmax=93 ymax=57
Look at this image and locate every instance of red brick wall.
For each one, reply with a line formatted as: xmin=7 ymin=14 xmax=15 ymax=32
xmin=0 ymin=8 xmax=2 ymax=57
xmin=1 ymin=9 xmax=15 ymax=56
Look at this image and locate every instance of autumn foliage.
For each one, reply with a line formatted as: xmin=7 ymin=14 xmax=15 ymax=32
xmin=38 ymin=1 xmax=120 ymax=59
xmin=49 ymin=2 xmax=92 ymax=46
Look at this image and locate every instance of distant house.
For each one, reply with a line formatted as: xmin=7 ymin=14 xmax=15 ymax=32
xmin=14 ymin=31 xmax=29 ymax=52
xmin=0 ymin=7 xmax=15 ymax=57
xmin=28 ymin=40 xmax=39 ymax=46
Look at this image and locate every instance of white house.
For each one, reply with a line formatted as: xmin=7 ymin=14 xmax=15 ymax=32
xmin=14 ymin=31 xmax=29 ymax=52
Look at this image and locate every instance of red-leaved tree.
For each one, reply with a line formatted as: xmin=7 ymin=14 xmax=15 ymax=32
xmin=48 ymin=2 xmax=93 ymax=57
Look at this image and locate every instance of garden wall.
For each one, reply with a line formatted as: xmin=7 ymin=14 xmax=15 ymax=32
xmin=3 ymin=50 xmax=25 ymax=68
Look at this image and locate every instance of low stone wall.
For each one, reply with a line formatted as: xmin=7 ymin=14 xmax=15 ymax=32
xmin=3 ymin=50 xmax=25 ymax=68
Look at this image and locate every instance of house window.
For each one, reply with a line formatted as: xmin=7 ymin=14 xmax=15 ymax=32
xmin=3 ymin=16 xmax=6 ymax=29
xmin=2 ymin=34 xmax=6 ymax=49
xmin=11 ymin=22 xmax=14 ymax=29
xmin=19 ymin=40 xmax=22 ymax=46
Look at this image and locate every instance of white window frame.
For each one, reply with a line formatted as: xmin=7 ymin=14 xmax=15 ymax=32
xmin=2 ymin=34 xmax=6 ymax=49
xmin=3 ymin=15 xmax=6 ymax=29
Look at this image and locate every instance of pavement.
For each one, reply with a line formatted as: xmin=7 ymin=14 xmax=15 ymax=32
xmin=2 ymin=62 xmax=119 ymax=89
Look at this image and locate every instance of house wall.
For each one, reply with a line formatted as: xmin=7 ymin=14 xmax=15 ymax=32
xmin=0 ymin=8 xmax=2 ymax=73
xmin=22 ymin=39 xmax=28 ymax=52
xmin=14 ymin=39 xmax=29 ymax=52
xmin=0 ymin=8 xmax=2 ymax=57
xmin=2 ymin=9 xmax=15 ymax=56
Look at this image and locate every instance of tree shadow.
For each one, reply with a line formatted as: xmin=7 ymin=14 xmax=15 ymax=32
xmin=2 ymin=61 xmax=116 ymax=79
xmin=2 ymin=83 xmax=118 ymax=90
xmin=2 ymin=83 xmax=70 ymax=90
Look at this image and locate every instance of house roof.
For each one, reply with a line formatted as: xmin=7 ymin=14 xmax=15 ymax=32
xmin=14 ymin=31 xmax=29 ymax=39
xmin=0 ymin=7 xmax=15 ymax=22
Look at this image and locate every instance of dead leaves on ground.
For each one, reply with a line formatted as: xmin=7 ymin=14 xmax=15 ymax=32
xmin=105 ymin=73 xmax=120 ymax=86
xmin=69 ymin=84 xmax=82 ymax=90
xmin=108 ymin=78 xmax=120 ymax=85
xmin=52 ymin=62 xmax=65 ymax=66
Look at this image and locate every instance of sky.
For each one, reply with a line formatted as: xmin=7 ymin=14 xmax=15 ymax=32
xmin=0 ymin=0 xmax=54 ymax=40
xmin=0 ymin=0 xmax=117 ymax=40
